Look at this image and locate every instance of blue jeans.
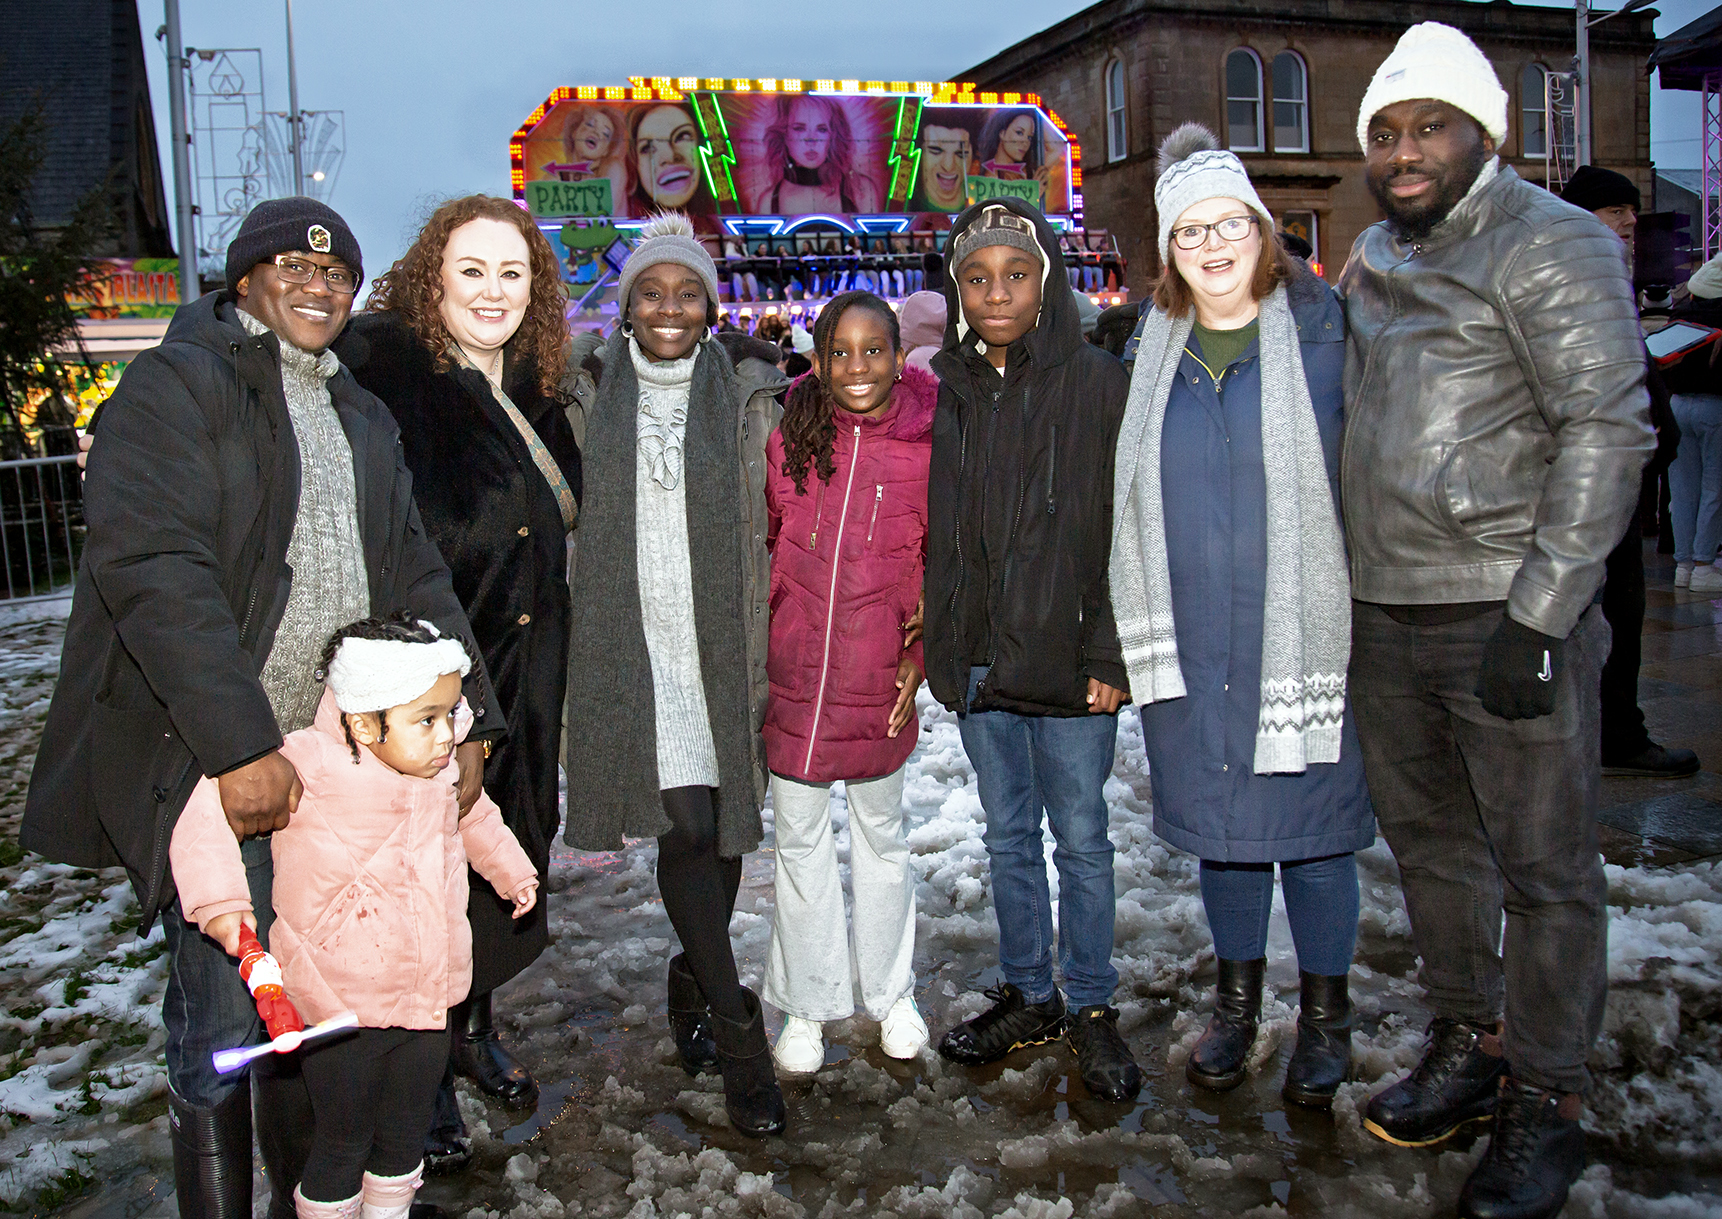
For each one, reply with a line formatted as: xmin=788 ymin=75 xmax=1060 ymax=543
xmin=161 ymin=833 xmax=276 ymax=1107
xmin=1669 ymin=393 xmax=1722 ymax=563
xmin=957 ymin=667 xmax=1120 ymax=1008
xmin=1198 ymin=854 xmax=1360 ymax=976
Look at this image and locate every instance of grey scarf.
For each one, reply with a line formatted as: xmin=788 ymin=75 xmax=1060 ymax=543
xmin=1110 ymin=284 xmax=1349 ymax=773
xmin=562 ymin=329 xmax=762 ymax=856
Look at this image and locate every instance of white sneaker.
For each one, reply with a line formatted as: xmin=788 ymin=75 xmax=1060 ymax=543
xmin=879 ymin=995 xmax=929 ymax=1059
xmin=1691 ymin=563 xmax=1722 ymax=593
xmin=1677 ymin=561 xmax=1695 ymax=588
xmin=772 ymin=1015 xmax=825 ymax=1073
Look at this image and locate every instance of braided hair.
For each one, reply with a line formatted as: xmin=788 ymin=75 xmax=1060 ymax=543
xmin=315 ymin=612 xmax=471 ymax=762
xmin=778 ymin=291 xmax=902 ymax=494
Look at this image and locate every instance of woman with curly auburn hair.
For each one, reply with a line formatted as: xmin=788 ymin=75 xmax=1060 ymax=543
xmin=333 ymin=194 xmax=580 ymax=1174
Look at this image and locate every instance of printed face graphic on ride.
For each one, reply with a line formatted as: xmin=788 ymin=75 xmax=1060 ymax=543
xmin=786 ymin=97 xmax=832 ymax=169
xmin=919 ymin=125 xmax=973 ymax=211
xmin=634 ymin=104 xmax=702 ymax=209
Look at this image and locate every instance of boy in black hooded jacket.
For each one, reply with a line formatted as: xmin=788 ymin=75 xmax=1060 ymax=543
xmin=924 ymin=198 xmax=1141 ymax=1101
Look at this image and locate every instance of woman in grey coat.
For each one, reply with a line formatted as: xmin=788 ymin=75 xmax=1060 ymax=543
xmin=561 ymin=213 xmax=786 ymax=1137
xmin=1112 ymin=127 xmax=1372 ymax=1109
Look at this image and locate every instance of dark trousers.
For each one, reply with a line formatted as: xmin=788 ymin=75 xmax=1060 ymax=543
xmin=657 ymin=786 xmax=746 ymax=1022
xmin=1349 ymin=602 xmax=1610 ymax=1095
xmin=161 ymin=834 xmax=275 ymax=1107
xmin=297 ymin=1026 xmax=449 ymax=1201
xmin=1600 ymin=511 xmax=1652 ymax=760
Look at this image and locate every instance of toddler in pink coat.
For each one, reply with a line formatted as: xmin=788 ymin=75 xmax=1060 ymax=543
xmin=170 ymin=615 xmax=538 ymax=1219
xmin=761 ymin=291 xmax=938 ymax=1074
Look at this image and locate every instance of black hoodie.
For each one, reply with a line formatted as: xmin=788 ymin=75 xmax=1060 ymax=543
xmin=924 ymin=198 xmax=1130 ymax=716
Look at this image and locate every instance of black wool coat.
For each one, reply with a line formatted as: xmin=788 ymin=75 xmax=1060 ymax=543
xmin=338 ymin=312 xmax=581 ymax=995
xmin=23 ymin=293 xmax=496 ymax=928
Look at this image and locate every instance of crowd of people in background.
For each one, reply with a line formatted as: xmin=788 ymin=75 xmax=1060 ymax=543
xmin=23 ymin=18 xmax=1711 ymax=1219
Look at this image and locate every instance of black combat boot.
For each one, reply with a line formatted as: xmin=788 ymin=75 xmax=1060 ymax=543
xmin=168 ymin=1083 xmax=252 ymax=1218
xmin=667 ymin=953 xmax=719 ymax=1076
xmin=709 ymin=988 xmax=787 ymax=1138
xmin=1186 ymin=957 xmax=1264 ymax=1091
xmin=1282 ymin=971 xmax=1352 ymax=1109
xmin=451 ymin=990 xmax=538 ymax=1111
xmin=1457 ymin=1078 xmax=1586 ymax=1219
xmin=1363 ymin=1017 xmax=1506 ymax=1146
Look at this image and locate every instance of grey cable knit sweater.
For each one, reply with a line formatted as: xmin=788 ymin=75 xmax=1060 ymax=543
xmin=242 ymin=310 xmax=370 ymax=733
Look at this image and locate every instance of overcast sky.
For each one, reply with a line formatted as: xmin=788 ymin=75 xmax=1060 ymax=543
xmin=138 ymin=0 xmax=1720 ymax=280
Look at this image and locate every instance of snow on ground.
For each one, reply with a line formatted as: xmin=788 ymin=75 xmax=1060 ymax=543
xmin=0 ymin=603 xmax=1717 ymax=1216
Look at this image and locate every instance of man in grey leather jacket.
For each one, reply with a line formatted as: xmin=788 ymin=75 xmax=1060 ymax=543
xmin=1337 ymin=23 xmax=1653 ymax=1219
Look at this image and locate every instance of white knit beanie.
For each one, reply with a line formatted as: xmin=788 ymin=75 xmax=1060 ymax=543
xmin=617 ymin=212 xmax=720 ymax=319
xmin=1356 ymin=22 xmax=1508 ymax=151
xmin=1153 ymin=123 xmax=1272 ymax=262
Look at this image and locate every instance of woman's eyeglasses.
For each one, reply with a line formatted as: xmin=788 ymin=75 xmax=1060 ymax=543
xmin=1170 ymin=215 xmax=1260 ymax=251
xmin=270 ymin=255 xmax=359 ymax=294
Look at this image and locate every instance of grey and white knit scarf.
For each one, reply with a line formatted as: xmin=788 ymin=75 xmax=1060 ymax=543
xmin=1110 ymin=283 xmax=1349 ymax=773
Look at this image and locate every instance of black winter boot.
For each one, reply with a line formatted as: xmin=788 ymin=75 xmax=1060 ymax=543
xmin=1282 ymin=971 xmax=1353 ymax=1109
xmin=1066 ymin=1005 xmax=1143 ymax=1102
xmin=1363 ymin=1017 xmax=1506 ymax=1146
xmin=168 ymin=1083 xmax=252 ymax=1218
xmin=667 ymin=953 xmax=719 ymax=1076
xmin=1186 ymin=957 xmax=1263 ymax=1091
xmin=422 ymin=1061 xmax=473 ymax=1176
xmin=1457 ymin=1078 xmax=1586 ymax=1219
xmin=252 ymin=1057 xmax=314 ymax=1219
xmin=709 ymin=988 xmax=787 ymax=1138
xmin=451 ymin=990 xmax=538 ymax=1111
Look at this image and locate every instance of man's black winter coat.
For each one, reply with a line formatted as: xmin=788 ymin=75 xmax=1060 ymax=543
xmin=925 ymin=197 xmax=1131 ymax=716
xmin=22 ymin=292 xmax=496 ymax=926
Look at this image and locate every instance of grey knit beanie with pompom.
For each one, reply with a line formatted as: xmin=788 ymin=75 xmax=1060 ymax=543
xmin=1152 ymin=123 xmax=1273 ymax=262
xmin=617 ymin=212 xmax=720 ymax=322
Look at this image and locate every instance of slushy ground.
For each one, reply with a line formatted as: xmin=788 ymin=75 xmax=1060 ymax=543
xmin=3 ymin=544 xmax=1719 ymax=1218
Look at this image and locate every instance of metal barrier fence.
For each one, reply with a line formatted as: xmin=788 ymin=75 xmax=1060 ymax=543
xmin=0 ymin=455 xmax=83 ymax=602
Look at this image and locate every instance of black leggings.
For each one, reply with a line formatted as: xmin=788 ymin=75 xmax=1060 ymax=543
xmin=298 ymin=1026 xmax=449 ymax=1202
xmin=658 ymin=785 xmax=747 ymax=1021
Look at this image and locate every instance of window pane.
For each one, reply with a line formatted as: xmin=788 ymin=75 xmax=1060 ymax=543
xmin=1228 ymin=99 xmax=1260 ymax=149
xmin=1523 ymin=113 xmax=1547 ymax=157
xmin=1273 ymin=53 xmax=1304 ymax=103
xmin=1110 ymin=112 xmax=1126 ymax=158
xmin=1226 ymin=51 xmax=1259 ymax=100
xmin=1521 ymin=64 xmax=1547 ymax=157
xmin=1522 ymin=63 xmax=1544 ymax=95
xmin=1109 ymin=60 xmax=1124 ymax=106
xmin=1274 ymin=101 xmax=1305 ymax=152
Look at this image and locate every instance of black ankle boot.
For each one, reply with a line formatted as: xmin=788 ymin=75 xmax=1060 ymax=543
xmin=1364 ymin=1017 xmax=1506 ymax=1147
xmin=1186 ymin=957 xmax=1264 ymax=1091
xmin=451 ymin=990 xmax=538 ymax=1111
xmin=252 ymin=1057 xmax=314 ymax=1218
xmin=709 ymin=988 xmax=787 ymax=1138
xmin=1458 ymin=1078 xmax=1586 ymax=1219
xmin=423 ymin=1061 xmax=473 ymax=1175
xmin=1282 ymin=971 xmax=1352 ymax=1109
xmin=667 ymin=954 xmax=719 ymax=1076
xmin=168 ymin=1083 xmax=252 ymax=1218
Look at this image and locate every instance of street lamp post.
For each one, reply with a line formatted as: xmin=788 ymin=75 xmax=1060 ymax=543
xmin=285 ymin=0 xmax=304 ymax=195
xmin=1575 ymin=0 xmax=1658 ymax=167
xmin=162 ymin=0 xmax=198 ymax=303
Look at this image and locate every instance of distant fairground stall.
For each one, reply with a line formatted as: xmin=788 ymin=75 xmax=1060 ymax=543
xmin=508 ymin=79 xmax=1129 ymax=329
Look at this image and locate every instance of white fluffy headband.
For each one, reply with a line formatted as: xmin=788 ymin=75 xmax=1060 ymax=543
xmin=324 ymin=621 xmax=472 ymax=714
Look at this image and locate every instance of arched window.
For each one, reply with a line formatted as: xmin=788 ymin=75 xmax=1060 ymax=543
xmin=1226 ymin=49 xmax=1264 ymax=152
xmin=1106 ymin=59 xmax=1128 ymax=162
xmin=1271 ymin=51 xmax=1309 ymax=153
xmin=1521 ymin=64 xmax=1547 ymax=157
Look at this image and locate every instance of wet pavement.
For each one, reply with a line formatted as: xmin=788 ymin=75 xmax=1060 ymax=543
xmin=18 ymin=544 xmax=1722 ymax=1217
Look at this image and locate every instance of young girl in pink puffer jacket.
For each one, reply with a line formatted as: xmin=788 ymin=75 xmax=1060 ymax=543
xmin=761 ymin=291 xmax=938 ymax=1074
xmin=170 ymin=615 xmax=537 ymax=1219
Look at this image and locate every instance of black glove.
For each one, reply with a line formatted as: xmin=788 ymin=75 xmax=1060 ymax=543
xmin=1474 ymin=614 xmax=1564 ymax=720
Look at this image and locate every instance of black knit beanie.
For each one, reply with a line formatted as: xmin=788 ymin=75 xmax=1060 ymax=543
xmin=1560 ymin=166 xmax=1641 ymax=214
xmin=224 ymin=197 xmax=363 ymax=291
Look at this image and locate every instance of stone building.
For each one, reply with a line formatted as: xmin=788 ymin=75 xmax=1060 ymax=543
xmin=959 ymin=0 xmax=1656 ymax=291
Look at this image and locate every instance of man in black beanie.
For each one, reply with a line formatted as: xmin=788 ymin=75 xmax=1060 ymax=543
xmin=1559 ymin=168 xmax=1699 ymax=778
xmin=24 ymin=198 xmax=496 ymax=1217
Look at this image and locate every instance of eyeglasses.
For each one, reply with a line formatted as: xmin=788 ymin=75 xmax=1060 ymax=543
xmin=1170 ymin=215 xmax=1259 ymax=250
xmin=270 ymin=254 xmax=359 ymax=294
